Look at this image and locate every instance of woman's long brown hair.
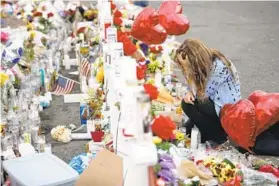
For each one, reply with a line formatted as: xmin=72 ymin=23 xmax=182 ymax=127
xmin=174 ymin=38 xmax=237 ymax=99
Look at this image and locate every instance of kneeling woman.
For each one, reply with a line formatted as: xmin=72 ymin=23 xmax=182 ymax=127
xmin=174 ymin=39 xmax=241 ymax=144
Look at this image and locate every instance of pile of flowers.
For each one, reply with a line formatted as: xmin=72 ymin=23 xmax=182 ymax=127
xmin=51 ymin=125 xmax=72 ymax=143
xmin=199 ymin=157 xmax=244 ymax=185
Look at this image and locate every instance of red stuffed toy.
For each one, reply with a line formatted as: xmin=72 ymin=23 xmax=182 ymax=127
xmin=131 ymin=7 xmax=167 ymax=45
xmin=157 ymin=0 xmax=190 ymax=35
xmin=221 ymin=91 xmax=279 ymax=152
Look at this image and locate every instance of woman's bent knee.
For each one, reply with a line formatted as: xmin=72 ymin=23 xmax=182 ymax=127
xmin=181 ymin=100 xmax=194 ymax=114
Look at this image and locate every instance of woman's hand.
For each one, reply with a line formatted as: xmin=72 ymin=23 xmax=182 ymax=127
xmin=183 ymin=91 xmax=195 ymax=105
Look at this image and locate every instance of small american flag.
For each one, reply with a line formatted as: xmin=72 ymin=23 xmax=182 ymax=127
xmin=52 ymin=76 xmax=75 ymax=95
xmin=80 ymin=58 xmax=90 ymax=77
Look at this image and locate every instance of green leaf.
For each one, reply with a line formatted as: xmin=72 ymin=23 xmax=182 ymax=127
xmin=153 ymin=164 xmax=161 ymax=173
xmin=222 ymin=158 xmax=236 ymax=169
xmin=156 ymin=142 xmax=171 ymax=151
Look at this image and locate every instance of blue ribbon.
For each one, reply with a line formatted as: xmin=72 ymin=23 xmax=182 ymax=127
xmin=40 ymin=68 xmax=45 ymax=87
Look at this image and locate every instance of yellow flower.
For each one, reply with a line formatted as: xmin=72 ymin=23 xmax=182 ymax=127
xmin=122 ymin=10 xmax=128 ymax=19
xmin=96 ymin=66 xmax=104 ymax=83
xmin=136 ymin=42 xmax=141 ymax=50
xmin=176 ymin=107 xmax=183 ymax=115
xmin=80 ymin=47 xmax=89 ymax=56
xmin=175 ymin=131 xmax=185 ymax=141
xmin=26 ymin=22 xmax=34 ymax=30
xmin=0 ymin=72 xmax=9 ymax=87
xmin=30 ymin=31 xmax=36 ymax=40
xmin=153 ymin=136 xmax=162 ymax=144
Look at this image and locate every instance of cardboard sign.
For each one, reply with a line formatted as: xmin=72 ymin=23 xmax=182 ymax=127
xmin=75 ymin=149 xmax=123 ymax=186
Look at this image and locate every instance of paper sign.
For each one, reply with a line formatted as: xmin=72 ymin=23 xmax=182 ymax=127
xmin=106 ymin=27 xmax=118 ymax=43
xmin=75 ymin=149 xmax=123 ymax=186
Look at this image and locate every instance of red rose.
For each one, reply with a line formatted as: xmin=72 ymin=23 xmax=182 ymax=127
xmin=114 ymin=10 xmax=122 ymax=17
xmin=138 ymin=58 xmax=145 ymax=63
xmin=143 ymin=84 xmax=159 ymax=100
xmin=110 ymin=1 xmax=116 ymax=10
xmin=136 ymin=65 xmax=146 ymax=80
xmin=151 ymin=115 xmax=176 ymax=140
xmin=124 ymin=40 xmax=137 ymax=56
xmin=117 ymin=31 xmax=137 ymax=56
xmin=47 ymin=12 xmax=54 ymax=18
xmin=33 ymin=12 xmax=42 ymax=17
xmin=113 ymin=17 xmax=123 ymax=26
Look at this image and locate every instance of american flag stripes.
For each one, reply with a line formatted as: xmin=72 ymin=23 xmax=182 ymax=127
xmin=80 ymin=58 xmax=90 ymax=77
xmin=52 ymin=76 xmax=75 ymax=95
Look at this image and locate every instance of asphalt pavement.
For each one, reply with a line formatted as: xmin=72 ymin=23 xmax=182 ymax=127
xmin=41 ymin=1 xmax=279 ymax=163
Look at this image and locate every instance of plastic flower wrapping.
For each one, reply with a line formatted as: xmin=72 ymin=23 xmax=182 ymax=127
xmin=69 ymin=153 xmax=96 ymax=174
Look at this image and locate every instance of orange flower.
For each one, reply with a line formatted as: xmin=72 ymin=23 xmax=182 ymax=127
xmin=33 ymin=12 xmax=42 ymax=17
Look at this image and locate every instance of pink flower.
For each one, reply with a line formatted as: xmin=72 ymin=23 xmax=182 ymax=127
xmin=1 ymin=32 xmax=9 ymax=43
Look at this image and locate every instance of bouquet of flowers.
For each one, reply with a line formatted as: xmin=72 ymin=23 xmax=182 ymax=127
xmin=23 ymin=32 xmax=36 ymax=62
xmin=86 ymin=88 xmax=104 ymax=120
xmin=154 ymin=154 xmax=177 ymax=185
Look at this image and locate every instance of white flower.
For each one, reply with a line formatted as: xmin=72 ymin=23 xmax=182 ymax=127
xmin=51 ymin=125 xmax=72 ymax=143
xmin=38 ymin=24 xmax=45 ymax=30
xmin=183 ymin=179 xmax=192 ymax=184
xmin=42 ymin=12 xmax=48 ymax=19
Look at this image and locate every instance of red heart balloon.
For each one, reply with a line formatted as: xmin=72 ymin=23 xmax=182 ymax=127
xmin=248 ymin=91 xmax=279 ymax=138
xmin=157 ymin=0 xmax=190 ymax=35
xmin=131 ymin=7 xmax=167 ymax=45
xmin=220 ymin=100 xmax=257 ymax=152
